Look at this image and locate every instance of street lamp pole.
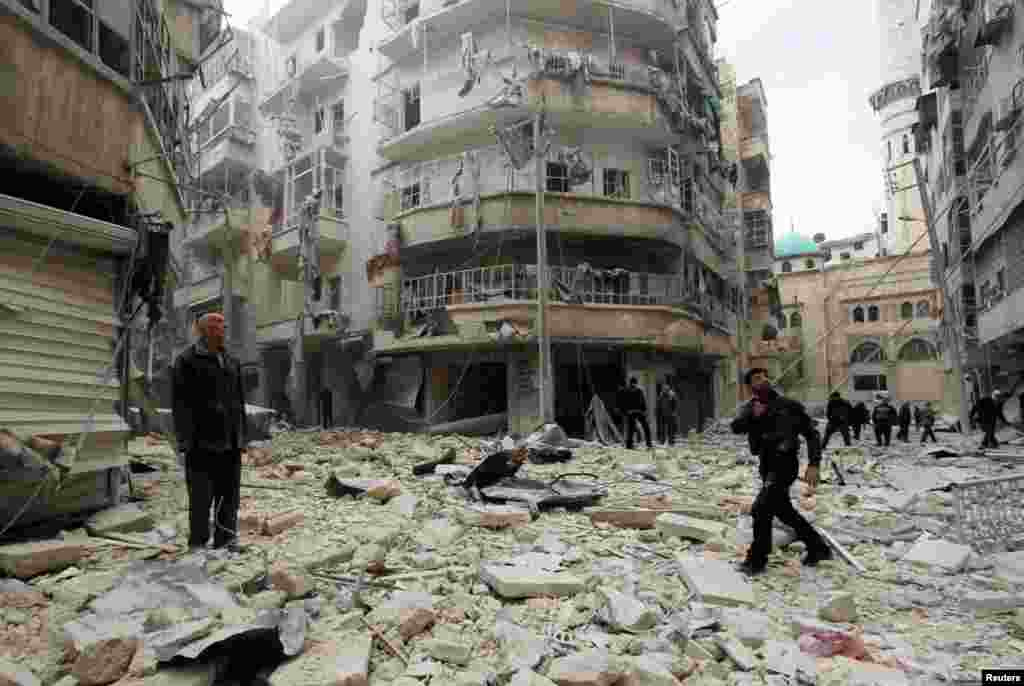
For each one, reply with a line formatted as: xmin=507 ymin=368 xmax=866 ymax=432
xmin=534 ymin=109 xmax=553 ymax=423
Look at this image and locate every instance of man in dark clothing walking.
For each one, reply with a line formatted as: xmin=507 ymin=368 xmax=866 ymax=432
xmin=971 ymin=391 xmax=1005 ymax=449
xmin=621 ymin=377 xmax=653 ymax=450
xmin=851 ymin=401 xmax=869 ymax=441
xmin=658 ymin=381 xmax=679 ymax=446
xmin=172 ymin=313 xmax=247 ymax=552
xmin=897 ymin=402 xmax=912 ymax=442
xmin=871 ymin=394 xmax=896 ymax=447
xmin=920 ymin=401 xmax=938 ymax=443
xmin=913 ymin=405 xmax=922 ymax=430
xmin=731 ymin=368 xmax=832 ymax=576
xmin=822 ymin=391 xmax=852 ymax=448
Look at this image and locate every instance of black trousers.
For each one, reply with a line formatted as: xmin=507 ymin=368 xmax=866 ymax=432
xmin=626 ymin=411 xmax=653 ymax=449
xmin=920 ymin=426 xmax=938 ymax=443
xmin=747 ymin=467 xmax=826 ymax=565
xmin=981 ymin=422 xmax=999 ymax=449
xmin=822 ymin=422 xmax=850 ymax=448
xmin=851 ymin=423 xmax=863 ymax=440
xmin=875 ymin=424 xmax=892 ymax=446
xmin=656 ymin=415 xmax=665 ymax=444
xmin=663 ymin=416 xmax=677 ymax=445
xmin=185 ymin=450 xmax=242 ymax=548
xmin=897 ymin=421 xmax=911 ymax=442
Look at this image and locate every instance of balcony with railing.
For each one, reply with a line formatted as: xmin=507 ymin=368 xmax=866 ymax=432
xmin=376 ymin=263 xmax=738 ymax=338
xmin=172 ymin=273 xmax=223 ymax=309
xmin=967 ymin=95 xmax=1023 ymax=246
xmin=261 ymin=43 xmax=350 ymax=118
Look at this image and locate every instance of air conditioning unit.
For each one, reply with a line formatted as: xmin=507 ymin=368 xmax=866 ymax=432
xmin=994 ymin=94 xmax=1020 ymax=131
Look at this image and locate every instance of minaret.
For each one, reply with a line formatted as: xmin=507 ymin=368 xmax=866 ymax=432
xmin=869 ymin=0 xmax=928 ymax=256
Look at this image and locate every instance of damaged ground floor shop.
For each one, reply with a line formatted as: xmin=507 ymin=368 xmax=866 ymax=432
xmin=260 ymin=341 xmax=729 ymax=437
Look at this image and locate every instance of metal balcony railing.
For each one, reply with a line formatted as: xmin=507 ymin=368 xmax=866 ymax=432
xmin=382 ymin=264 xmax=737 ymax=333
xmin=968 ymin=107 xmax=1021 ymax=220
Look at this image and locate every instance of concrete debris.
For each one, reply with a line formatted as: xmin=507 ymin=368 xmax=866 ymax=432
xmin=2 ymin=427 xmax=1020 ymax=684
xmin=0 ymin=658 xmax=41 ymax=686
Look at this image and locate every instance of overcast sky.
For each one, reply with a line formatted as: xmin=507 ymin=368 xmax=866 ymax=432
xmin=225 ymin=0 xmax=888 ymax=242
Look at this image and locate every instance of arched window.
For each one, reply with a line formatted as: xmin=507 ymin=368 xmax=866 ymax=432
xmin=851 ymin=342 xmax=886 ymax=364
xmin=902 ymin=134 xmax=910 ymax=155
xmin=900 ymin=302 xmax=913 ymax=319
xmin=852 ymin=306 xmax=864 ymax=323
xmin=916 ymin=300 xmax=930 ymax=318
xmin=790 ymin=311 xmax=803 ymax=328
xmin=868 ymin=305 xmax=880 ymax=321
xmin=898 ymin=338 xmax=938 ymax=361
xmin=804 ymin=258 xmax=816 ymax=270
xmin=762 ymin=323 xmax=778 ymax=341
xmin=781 ymin=261 xmax=792 ymax=273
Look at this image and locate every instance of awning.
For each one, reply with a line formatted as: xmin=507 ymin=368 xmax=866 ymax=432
xmin=0 ymin=192 xmax=136 ymax=254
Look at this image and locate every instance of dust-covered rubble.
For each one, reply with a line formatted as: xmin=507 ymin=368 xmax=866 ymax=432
xmin=1 ymin=425 xmax=1023 ymax=684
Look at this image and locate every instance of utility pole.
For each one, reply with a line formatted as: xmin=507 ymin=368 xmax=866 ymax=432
xmin=289 ymin=190 xmax=322 ymax=426
xmin=912 ymin=158 xmax=969 ymax=433
xmin=534 ymin=109 xmax=553 ymax=423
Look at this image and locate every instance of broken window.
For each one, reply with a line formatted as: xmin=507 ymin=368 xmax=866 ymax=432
xmin=314 ymin=107 xmax=326 ymax=135
xmin=51 ymin=0 xmax=94 ymax=53
xmin=781 ymin=261 xmax=792 ymax=273
xmin=400 ymin=182 xmax=421 ymax=211
xmin=853 ymin=374 xmax=887 ymax=391
xmin=868 ymin=304 xmax=880 ymax=322
xmin=547 ymin=162 xmax=570 ymax=193
xmin=316 ymin=26 xmax=325 ymax=53
xmin=916 ymin=300 xmax=930 ymax=318
xmin=403 ymin=84 xmax=421 ymax=131
xmin=602 ymin=169 xmax=630 ymax=199
xmin=99 ymin=20 xmax=130 ymax=77
xmin=900 ymin=301 xmax=913 ymax=319
xmin=852 ymin=306 xmax=864 ymax=323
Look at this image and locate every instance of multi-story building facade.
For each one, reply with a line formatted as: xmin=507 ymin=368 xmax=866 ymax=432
xmin=363 ymin=0 xmax=742 ymax=436
xmin=768 ymin=231 xmax=953 ymax=410
xmin=737 ymin=78 xmax=773 ymax=287
xmin=917 ymin=0 xmax=1023 ymax=407
xmin=0 ymin=0 xmax=216 ymax=527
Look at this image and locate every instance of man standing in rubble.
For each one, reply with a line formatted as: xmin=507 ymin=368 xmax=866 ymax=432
xmin=621 ymin=377 xmax=653 ymax=450
xmin=172 ymin=312 xmax=247 ymax=553
xmin=897 ymin=401 xmax=913 ymax=442
xmin=970 ymin=390 xmax=1005 ymax=449
xmin=822 ymin=391 xmax=852 ymax=449
xmin=658 ymin=380 xmax=679 ymax=446
xmin=730 ymin=368 xmax=832 ymax=576
xmin=871 ymin=392 xmax=896 ymax=447
xmin=920 ymin=401 xmax=939 ymax=444
xmin=851 ymin=401 xmax=869 ymax=441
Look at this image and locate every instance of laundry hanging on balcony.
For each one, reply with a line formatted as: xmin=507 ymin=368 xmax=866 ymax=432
xmin=458 ymin=32 xmax=493 ymax=97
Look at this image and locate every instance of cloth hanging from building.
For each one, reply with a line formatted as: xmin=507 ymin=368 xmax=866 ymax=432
xmin=586 ymin=394 xmax=622 ymax=445
xmin=457 ymin=32 xmax=489 ymax=97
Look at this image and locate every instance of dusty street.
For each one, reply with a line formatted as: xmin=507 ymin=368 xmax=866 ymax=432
xmin=2 ymin=424 xmax=1023 ymax=686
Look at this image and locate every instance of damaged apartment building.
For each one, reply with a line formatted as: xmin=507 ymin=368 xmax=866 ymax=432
xmin=168 ymin=0 xmax=745 ymax=437
xmin=0 ymin=0 xmax=220 ymax=527
xmin=364 ymin=0 xmax=743 ymax=436
xmin=915 ymin=0 xmax=1024 ymax=413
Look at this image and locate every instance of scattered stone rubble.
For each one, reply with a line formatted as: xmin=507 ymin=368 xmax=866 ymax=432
xmin=1 ymin=424 xmax=1023 ymax=685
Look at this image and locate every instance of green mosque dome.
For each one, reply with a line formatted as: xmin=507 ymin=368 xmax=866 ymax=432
xmin=775 ymin=231 xmax=819 ymax=258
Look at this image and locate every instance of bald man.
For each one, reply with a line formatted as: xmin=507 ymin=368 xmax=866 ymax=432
xmin=171 ymin=313 xmax=247 ymax=552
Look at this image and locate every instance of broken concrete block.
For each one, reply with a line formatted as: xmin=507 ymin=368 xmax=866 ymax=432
xmin=472 ymin=506 xmax=533 ymax=529
xmin=71 ymin=635 xmax=140 ymax=686
xmin=398 ymin=607 xmax=436 ymax=641
xmin=677 ymin=556 xmax=755 ymax=608
xmin=588 ymin=510 xmax=661 ymax=530
xmin=147 ymin=618 xmax=217 ymax=662
xmin=818 ymin=591 xmax=858 ymax=623
xmin=84 ymin=504 xmax=154 ymax=536
xmin=0 ymin=658 xmax=41 ymax=686
xmin=262 ymin=510 xmax=305 ymax=536
xmin=366 ymin=479 xmax=401 ymax=502
xmin=959 ymin=591 xmax=1024 ymax=613
xmin=719 ymin=609 xmax=772 ymax=648
xmin=268 ymin=562 xmax=312 ymax=599
xmin=268 ymin=634 xmax=371 ymax=686
xmin=655 ymin=513 xmax=726 ymax=542
xmin=902 ymin=539 xmax=971 ymax=572
xmin=0 ymin=540 xmax=86 ymax=579
xmin=547 ymin=651 xmax=625 ymax=685
xmin=423 ymin=637 xmax=472 ymax=665
xmin=597 ymin=588 xmax=658 ymax=633
xmin=992 ymin=551 xmax=1024 ymax=585
xmin=418 ymin=519 xmax=466 ymax=548
xmin=480 ymin=565 xmax=585 ymax=599
xmin=714 ymin=636 xmax=755 ymax=671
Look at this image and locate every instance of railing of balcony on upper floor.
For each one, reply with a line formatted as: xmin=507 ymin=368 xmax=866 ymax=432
xmin=967 ymin=91 xmax=1022 ymax=223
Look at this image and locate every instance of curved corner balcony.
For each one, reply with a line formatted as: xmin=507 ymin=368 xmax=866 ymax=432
xmin=378 ymin=0 xmax=683 ymax=64
xmin=378 ymin=69 xmax=683 ymax=163
xmin=261 ymin=56 xmax=351 ymax=117
xmin=268 ymin=212 xmax=349 ymax=280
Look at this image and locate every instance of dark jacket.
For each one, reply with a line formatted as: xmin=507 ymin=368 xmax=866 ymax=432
xmin=171 ymin=343 xmax=247 ymax=456
xmin=899 ymin=403 xmax=912 ymax=426
xmin=657 ymin=388 xmax=678 ymax=416
xmin=826 ymin=397 xmax=851 ymax=425
xmin=621 ymin=386 xmax=647 ymax=415
xmin=872 ymin=401 xmax=897 ymax=428
xmin=921 ymin=405 xmax=936 ymax=427
xmin=731 ymin=389 xmax=821 ymax=477
xmin=971 ymin=397 xmax=1004 ymax=426
xmin=852 ymin=402 xmax=869 ymax=426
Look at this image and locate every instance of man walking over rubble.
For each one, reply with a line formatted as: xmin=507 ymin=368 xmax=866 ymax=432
xmin=970 ymin=390 xmax=1004 ymax=449
xmin=851 ymin=401 xmax=869 ymax=441
xmin=871 ymin=393 xmax=896 ymax=447
xmin=658 ymin=381 xmax=678 ymax=446
xmin=897 ymin=401 xmax=912 ymax=442
xmin=920 ymin=401 xmax=938 ymax=444
xmin=172 ymin=312 xmax=247 ymax=553
xmin=822 ymin=391 xmax=852 ymax=449
xmin=730 ymin=368 xmax=832 ymax=576
xmin=622 ymin=377 xmax=653 ymax=450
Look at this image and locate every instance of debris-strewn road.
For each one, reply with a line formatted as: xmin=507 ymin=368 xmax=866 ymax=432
xmin=2 ymin=424 xmax=1023 ymax=686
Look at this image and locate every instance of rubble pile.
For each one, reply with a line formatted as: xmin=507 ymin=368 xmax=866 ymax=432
xmin=2 ymin=426 xmax=1024 ymax=686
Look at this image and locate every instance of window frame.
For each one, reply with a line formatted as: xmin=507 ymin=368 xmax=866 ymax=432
xmin=900 ymin=301 xmax=913 ymax=319
xmin=867 ymin=304 xmax=880 ymax=322
xmin=402 ymin=83 xmax=421 ymax=131
xmin=781 ymin=261 xmax=792 ymax=273
xmin=602 ymin=168 xmax=630 ymax=199
xmin=546 ymin=161 xmax=570 ymax=193
xmin=314 ymin=106 xmax=326 ymax=135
